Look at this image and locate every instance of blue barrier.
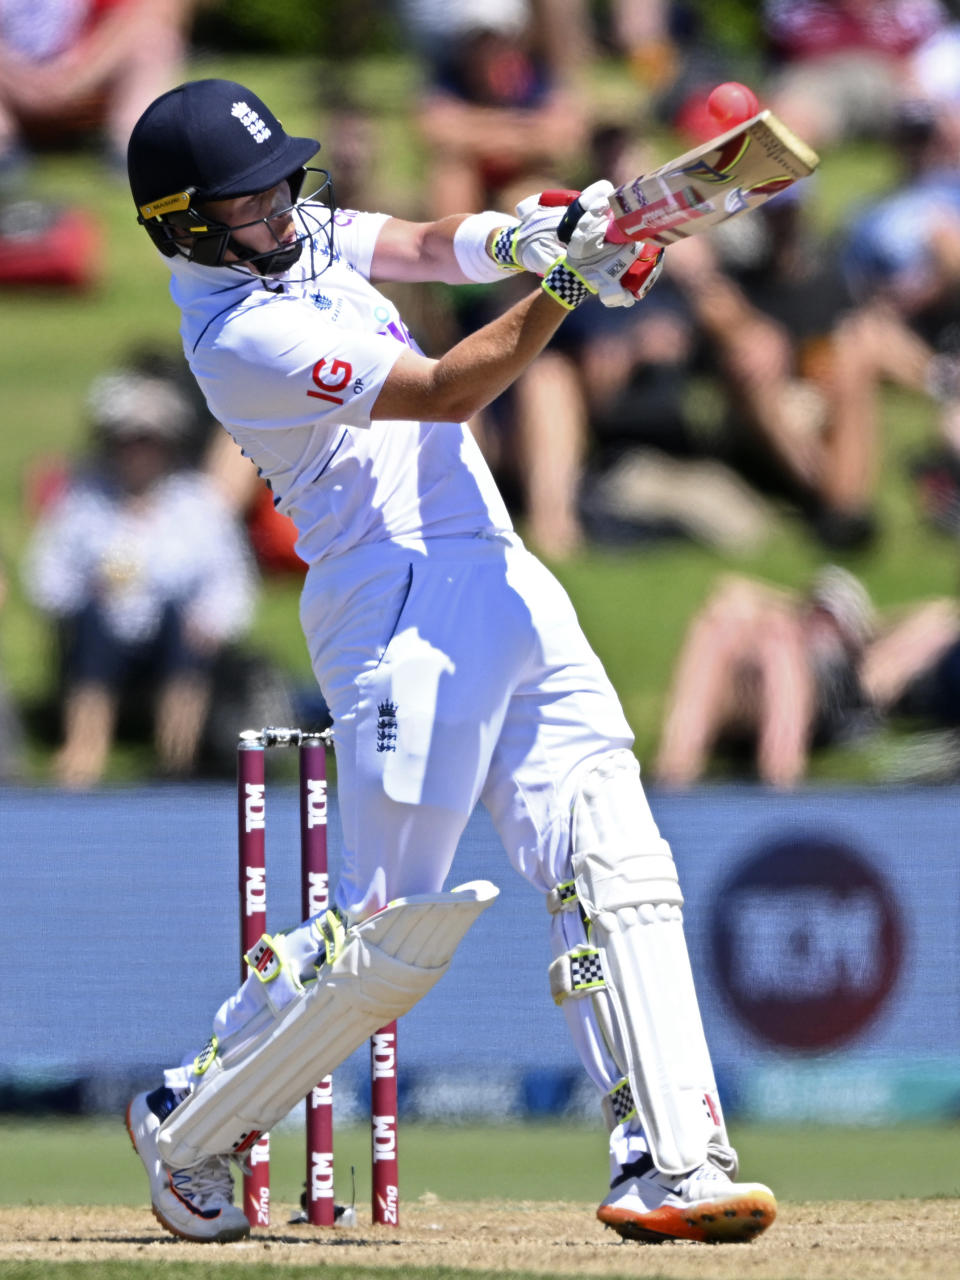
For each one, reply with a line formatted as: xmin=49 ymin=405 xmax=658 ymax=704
xmin=4 ymin=783 xmax=959 ymax=1123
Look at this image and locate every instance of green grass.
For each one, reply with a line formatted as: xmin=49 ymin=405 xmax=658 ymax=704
xmin=2 ymin=51 xmax=956 ymax=781
xmin=2 ymin=1119 xmax=958 ymax=1208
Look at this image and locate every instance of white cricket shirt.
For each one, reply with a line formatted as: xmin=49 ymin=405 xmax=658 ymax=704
xmin=168 ymin=204 xmax=513 ymax=566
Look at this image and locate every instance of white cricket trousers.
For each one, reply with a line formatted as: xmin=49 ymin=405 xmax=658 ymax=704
xmin=302 ymin=532 xmax=657 ymax=1166
xmin=300 ymin=533 xmax=634 ymax=914
xmin=182 ymin=535 xmax=663 ymax=1173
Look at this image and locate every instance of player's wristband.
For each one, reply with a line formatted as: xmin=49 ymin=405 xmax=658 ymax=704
xmin=541 ymin=257 xmax=592 ymax=310
xmin=453 ymin=211 xmax=520 ymax=283
xmin=489 ymin=225 xmax=524 ymax=271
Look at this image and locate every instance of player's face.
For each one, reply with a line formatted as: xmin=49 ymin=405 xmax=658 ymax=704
xmin=202 ymin=180 xmax=296 ymax=267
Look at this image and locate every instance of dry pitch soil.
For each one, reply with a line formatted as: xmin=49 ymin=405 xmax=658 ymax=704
xmin=1 ymin=1199 xmax=959 ymax=1279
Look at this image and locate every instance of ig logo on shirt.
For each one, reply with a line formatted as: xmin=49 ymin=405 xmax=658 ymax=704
xmin=307 ymin=358 xmax=354 ymax=405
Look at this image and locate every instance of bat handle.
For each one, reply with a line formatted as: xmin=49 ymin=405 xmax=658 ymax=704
xmin=557 ymin=196 xmax=632 ymax=245
xmin=602 ymin=218 xmax=631 ymax=244
xmin=556 ymin=196 xmax=585 ymax=245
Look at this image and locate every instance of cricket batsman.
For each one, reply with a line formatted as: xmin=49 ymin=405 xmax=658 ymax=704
xmin=123 ymin=78 xmax=776 ymax=1245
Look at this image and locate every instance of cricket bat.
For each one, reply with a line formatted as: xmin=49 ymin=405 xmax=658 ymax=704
xmin=559 ymin=110 xmax=820 ymax=249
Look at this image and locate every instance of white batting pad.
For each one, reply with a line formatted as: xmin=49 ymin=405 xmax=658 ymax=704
xmin=157 ymin=880 xmax=498 ymax=1167
xmin=568 ymin=751 xmax=726 ymax=1175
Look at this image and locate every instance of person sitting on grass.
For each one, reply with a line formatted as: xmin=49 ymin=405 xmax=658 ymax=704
xmin=24 ymin=365 xmax=256 ymax=788
xmin=656 ymin=566 xmax=878 ymax=789
xmin=657 ymin=565 xmax=960 ymax=788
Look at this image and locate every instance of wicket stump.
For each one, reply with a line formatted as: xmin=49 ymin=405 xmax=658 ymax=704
xmin=237 ymin=726 xmax=399 ymax=1228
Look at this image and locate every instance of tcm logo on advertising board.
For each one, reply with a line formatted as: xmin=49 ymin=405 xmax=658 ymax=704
xmin=711 ymin=833 xmax=904 ymax=1050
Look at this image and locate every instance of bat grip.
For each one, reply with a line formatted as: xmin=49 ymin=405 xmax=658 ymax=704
xmin=603 ymin=218 xmax=631 ymax=244
xmin=556 ymin=197 xmax=584 ymax=245
xmin=557 ymin=196 xmax=631 ymax=245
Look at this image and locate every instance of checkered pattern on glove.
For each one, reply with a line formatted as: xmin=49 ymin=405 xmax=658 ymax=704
xmin=564 ymin=179 xmax=665 ymax=308
xmin=490 ymin=224 xmax=524 ymax=271
xmin=541 ymin=257 xmax=592 ymax=309
xmin=487 ymin=190 xmax=580 ymax=276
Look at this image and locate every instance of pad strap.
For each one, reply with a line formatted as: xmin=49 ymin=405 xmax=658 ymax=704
xmin=604 ymin=1076 xmax=638 ymax=1129
xmin=546 ymin=879 xmax=579 ymax=915
xmin=193 ymin=1036 xmax=219 ymax=1078
xmin=157 ymin=881 xmax=499 ymax=1168
xmin=246 ymin=935 xmax=282 ymax=983
xmin=548 ymin=945 xmax=606 ymax=1004
xmin=244 ymin=933 xmax=304 ymax=1017
xmin=313 ymin=909 xmax=345 ymax=968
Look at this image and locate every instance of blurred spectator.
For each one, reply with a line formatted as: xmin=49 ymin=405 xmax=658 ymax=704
xmin=0 ymin=0 xmax=197 ymax=181
xmin=860 ymin=593 xmax=960 ymax=720
xmin=609 ymin=2 xmax=741 ymax=142
xmin=23 ymin=366 xmax=257 ymax=789
xmin=667 ymin=186 xmax=875 ymax=550
xmin=762 ymin=0 xmax=948 ymax=148
xmin=393 ymin=0 xmax=591 ymax=554
xmin=606 ymin=0 xmax=678 ymax=92
xmin=842 ymin=98 xmax=960 ymax=311
xmin=831 ymin=97 xmax=960 ymax=534
xmin=400 ymin=0 xmax=589 ymax=216
xmin=656 ymin=565 xmax=960 ymax=788
xmin=91 ymin=343 xmax=312 ymax=578
xmin=655 ymin=566 xmax=879 ymax=789
xmin=503 ymin=122 xmax=859 ymax=557
xmin=906 ymin=21 xmax=960 ymax=153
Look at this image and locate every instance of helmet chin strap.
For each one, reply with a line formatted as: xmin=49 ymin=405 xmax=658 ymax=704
xmin=179 ymin=168 xmax=326 ymax=276
xmin=226 ymin=234 xmax=304 ymax=276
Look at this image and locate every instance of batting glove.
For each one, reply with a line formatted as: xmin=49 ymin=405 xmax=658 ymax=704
xmin=561 ymin=179 xmax=665 ymax=308
xmin=488 ymin=189 xmax=581 ymax=276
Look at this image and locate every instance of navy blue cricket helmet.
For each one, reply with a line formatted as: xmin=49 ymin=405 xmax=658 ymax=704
xmin=127 ymin=79 xmax=329 ymax=275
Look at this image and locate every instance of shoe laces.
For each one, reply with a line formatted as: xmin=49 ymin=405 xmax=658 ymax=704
xmin=171 ymin=1153 xmax=235 ymax=1207
xmin=613 ymin=1153 xmax=734 ymax=1201
xmin=681 ymin=1160 xmax=733 ymax=1199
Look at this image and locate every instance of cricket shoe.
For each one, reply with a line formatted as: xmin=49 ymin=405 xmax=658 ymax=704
xmin=126 ymin=1089 xmax=251 ymax=1243
xmin=597 ymin=1152 xmax=776 ymax=1244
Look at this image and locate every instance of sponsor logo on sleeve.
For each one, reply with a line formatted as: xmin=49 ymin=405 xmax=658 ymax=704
xmin=307 ymin=357 xmax=354 ymax=405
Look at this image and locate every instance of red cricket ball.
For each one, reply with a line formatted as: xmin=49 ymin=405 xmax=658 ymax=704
xmin=706 ymin=81 xmax=760 ymax=129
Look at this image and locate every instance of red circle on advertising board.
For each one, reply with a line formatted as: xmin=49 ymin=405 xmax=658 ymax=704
xmin=710 ymin=834 xmax=904 ymax=1050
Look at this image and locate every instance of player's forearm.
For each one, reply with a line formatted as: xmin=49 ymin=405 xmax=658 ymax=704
xmin=433 ymin=291 xmax=568 ymax=419
xmin=371 ymin=214 xmax=481 ymax=285
xmin=372 ymin=289 xmax=568 ymax=423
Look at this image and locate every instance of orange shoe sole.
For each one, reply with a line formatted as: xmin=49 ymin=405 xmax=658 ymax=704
xmin=597 ymin=1186 xmax=777 ymax=1244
